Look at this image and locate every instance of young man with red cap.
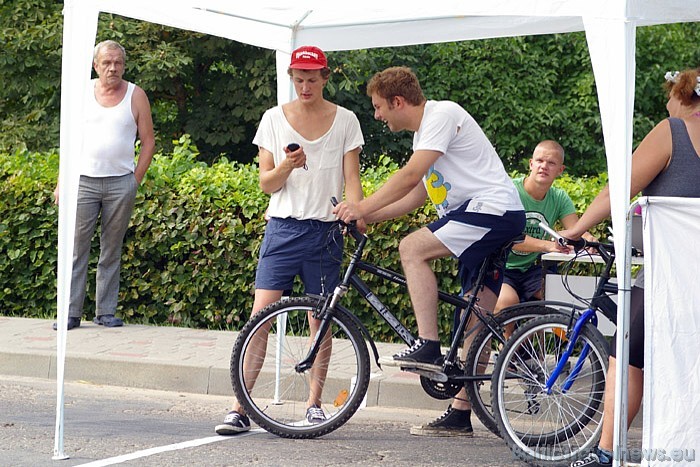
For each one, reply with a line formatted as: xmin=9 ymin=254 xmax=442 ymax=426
xmin=215 ymin=46 xmax=365 ymax=435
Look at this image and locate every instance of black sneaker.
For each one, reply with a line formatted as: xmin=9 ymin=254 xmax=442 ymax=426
xmin=53 ymin=317 xmax=81 ymax=331
xmin=570 ymin=451 xmax=612 ymax=467
xmin=215 ymin=411 xmax=251 ymax=435
xmin=305 ymin=405 xmax=326 ymax=424
xmin=378 ymin=338 xmax=442 ymax=371
xmin=409 ymin=405 xmax=473 ymax=437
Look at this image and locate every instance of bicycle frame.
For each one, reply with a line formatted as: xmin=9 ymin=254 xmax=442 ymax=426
xmin=544 ymin=241 xmax=621 ymax=393
xmin=295 ymin=225 xmax=509 ymax=382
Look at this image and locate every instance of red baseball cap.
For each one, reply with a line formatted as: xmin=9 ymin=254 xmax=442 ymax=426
xmin=289 ymin=46 xmax=327 ymax=70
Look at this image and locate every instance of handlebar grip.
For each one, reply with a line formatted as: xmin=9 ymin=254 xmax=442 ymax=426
xmin=330 ymin=197 xmax=360 ymax=238
xmin=538 ymin=221 xmax=587 ymax=250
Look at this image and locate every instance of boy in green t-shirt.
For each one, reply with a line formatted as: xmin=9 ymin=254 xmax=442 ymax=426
xmin=494 ymin=140 xmax=595 ymax=310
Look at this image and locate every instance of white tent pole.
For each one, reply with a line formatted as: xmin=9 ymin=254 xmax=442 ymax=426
xmin=270 ymin=48 xmax=295 ymax=403
xmin=584 ymin=14 xmax=636 ymax=467
xmin=272 ymin=313 xmax=287 ymax=404
xmin=54 ymin=0 xmax=98 ymax=460
xmin=275 ymin=49 xmax=294 ymax=106
xmin=609 ymin=23 xmax=636 ymax=467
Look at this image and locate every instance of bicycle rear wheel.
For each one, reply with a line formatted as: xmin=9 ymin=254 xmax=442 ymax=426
xmin=231 ymin=296 xmax=370 ymax=438
xmin=464 ymin=304 xmax=565 ymax=437
xmin=491 ymin=314 xmax=609 ymax=466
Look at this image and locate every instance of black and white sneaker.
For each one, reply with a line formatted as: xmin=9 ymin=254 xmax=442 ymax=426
xmin=215 ymin=411 xmax=250 ymax=435
xmin=570 ymin=451 xmax=612 ymax=467
xmin=305 ymin=405 xmax=326 ymax=424
xmin=409 ymin=405 xmax=473 ymax=437
xmin=378 ymin=338 xmax=442 ymax=371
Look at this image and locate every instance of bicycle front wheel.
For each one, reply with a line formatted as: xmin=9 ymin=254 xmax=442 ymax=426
xmin=231 ymin=296 xmax=370 ymax=438
xmin=491 ymin=314 xmax=609 ymax=466
xmin=464 ymin=304 xmax=565 ymax=437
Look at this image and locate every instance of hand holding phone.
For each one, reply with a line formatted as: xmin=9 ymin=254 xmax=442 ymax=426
xmin=286 ymin=143 xmax=307 ymax=170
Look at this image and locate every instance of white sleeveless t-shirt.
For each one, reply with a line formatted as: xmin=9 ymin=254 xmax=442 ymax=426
xmin=81 ymin=80 xmax=137 ymax=177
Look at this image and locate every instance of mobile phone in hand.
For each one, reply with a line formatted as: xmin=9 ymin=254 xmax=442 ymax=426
xmin=287 ymin=143 xmax=307 ymax=170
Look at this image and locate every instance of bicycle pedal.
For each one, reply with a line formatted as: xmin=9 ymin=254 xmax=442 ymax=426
xmin=401 ymin=367 xmax=448 ymax=382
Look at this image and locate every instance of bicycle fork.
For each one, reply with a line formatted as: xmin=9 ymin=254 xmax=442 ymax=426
xmin=294 ymin=286 xmax=348 ymax=373
xmin=545 ymin=308 xmax=598 ymax=395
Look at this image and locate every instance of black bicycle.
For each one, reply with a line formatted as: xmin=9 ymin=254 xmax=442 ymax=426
xmin=229 ymin=217 xmax=563 ymax=439
xmin=490 ymin=223 xmax=628 ymax=466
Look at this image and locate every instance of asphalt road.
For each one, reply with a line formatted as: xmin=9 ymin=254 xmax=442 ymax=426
xmin=0 ymin=375 xmax=527 ymax=467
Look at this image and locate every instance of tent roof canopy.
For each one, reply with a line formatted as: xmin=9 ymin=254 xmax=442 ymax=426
xmin=87 ymin=0 xmax=700 ymax=52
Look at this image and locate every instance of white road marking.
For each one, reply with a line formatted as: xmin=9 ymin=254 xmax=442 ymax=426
xmin=75 ymin=429 xmax=266 ymax=466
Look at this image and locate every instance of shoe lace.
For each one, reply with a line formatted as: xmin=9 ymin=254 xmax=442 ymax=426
xmin=431 ymin=406 xmax=454 ymax=425
xmin=307 ymin=405 xmax=325 ymax=421
xmin=571 ymin=453 xmax=601 ymax=467
xmin=394 ymin=338 xmax=426 ymax=358
xmin=224 ymin=411 xmax=244 ymax=425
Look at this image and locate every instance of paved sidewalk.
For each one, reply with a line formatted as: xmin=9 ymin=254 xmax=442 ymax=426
xmin=0 ymin=316 xmax=449 ymax=411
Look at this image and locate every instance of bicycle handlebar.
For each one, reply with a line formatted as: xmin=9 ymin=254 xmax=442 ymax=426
xmin=538 ymin=221 xmax=630 ymax=270
xmin=330 ymin=197 xmax=364 ymax=243
xmin=538 ymin=222 xmax=588 ymax=250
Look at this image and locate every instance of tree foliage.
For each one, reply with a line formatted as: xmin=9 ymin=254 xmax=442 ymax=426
xmin=330 ymin=25 xmax=700 ymax=175
xmin=1 ymin=2 xmax=699 ymax=174
xmin=329 ymin=36 xmax=602 ymax=174
xmin=0 ymin=0 xmax=64 ymax=151
xmin=96 ymin=17 xmax=276 ymax=164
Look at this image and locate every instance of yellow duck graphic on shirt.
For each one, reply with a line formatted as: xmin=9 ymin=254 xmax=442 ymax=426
xmin=426 ymin=167 xmax=451 ymax=211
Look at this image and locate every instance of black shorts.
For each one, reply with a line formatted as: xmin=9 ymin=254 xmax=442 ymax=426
xmin=610 ymin=285 xmax=645 ymax=369
xmin=502 ymin=263 xmax=546 ymax=302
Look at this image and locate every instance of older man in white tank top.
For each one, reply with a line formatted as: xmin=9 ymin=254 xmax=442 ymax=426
xmin=53 ymin=40 xmax=155 ymax=330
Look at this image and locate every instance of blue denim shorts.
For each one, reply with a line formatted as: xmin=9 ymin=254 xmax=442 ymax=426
xmin=255 ymin=217 xmax=343 ymax=295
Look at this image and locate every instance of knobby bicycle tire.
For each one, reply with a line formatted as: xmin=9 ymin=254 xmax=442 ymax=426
xmin=491 ymin=313 xmax=609 ymax=466
xmin=231 ymin=296 xmax=370 ymax=438
xmin=464 ymin=304 xmax=566 ymax=437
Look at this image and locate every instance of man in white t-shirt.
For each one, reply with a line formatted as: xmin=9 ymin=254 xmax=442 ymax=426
xmin=334 ymin=66 xmax=525 ymax=436
xmin=215 ymin=45 xmax=365 ymax=436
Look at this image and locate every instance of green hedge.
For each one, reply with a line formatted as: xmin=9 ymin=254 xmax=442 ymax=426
xmin=0 ymin=147 xmax=59 ymax=313
xmin=0 ymin=139 xmax=609 ymax=342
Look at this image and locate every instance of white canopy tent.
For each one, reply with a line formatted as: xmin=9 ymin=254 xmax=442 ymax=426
xmin=57 ymin=0 xmax=700 ymax=464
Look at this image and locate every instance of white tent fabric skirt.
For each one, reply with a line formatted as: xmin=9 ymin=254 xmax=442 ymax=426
xmin=642 ymin=196 xmax=700 ymax=466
